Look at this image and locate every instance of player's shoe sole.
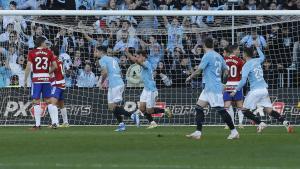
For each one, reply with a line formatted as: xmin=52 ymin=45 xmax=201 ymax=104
xmin=114 ymin=128 xmax=126 ymax=132
xmin=186 ymin=134 xmax=201 ymax=140
xmin=147 ymin=124 xmax=158 ymax=129
xmin=227 ymin=133 xmax=240 ymax=140
xmin=59 ymin=123 xmax=70 ymax=128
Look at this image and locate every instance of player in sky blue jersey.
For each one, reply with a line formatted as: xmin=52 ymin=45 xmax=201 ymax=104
xmin=126 ymin=49 xmax=171 ymax=129
xmin=95 ymin=46 xmax=139 ymax=132
xmin=185 ymin=37 xmax=239 ymax=140
xmin=231 ymin=42 xmax=294 ymax=133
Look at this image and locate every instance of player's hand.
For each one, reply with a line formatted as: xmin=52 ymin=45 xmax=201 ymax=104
xmin=253 ymin=41 xmax=259 ymax=48
xmin=230 ymin=91 xmax=237 ymax=97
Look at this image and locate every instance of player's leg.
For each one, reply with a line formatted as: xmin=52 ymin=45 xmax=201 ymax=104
xmin=242 ymin=89 xmax=266 ymax=133
xmin=224 ymin=91 xmax=234 ymax=127
xmin=261 ymin=91 xmax=294 ymax=133
xmin=186 ymin=91 xmax=208 ymax=140
xmin=57 ymin=100 xmax=69 ymax=127
xmin=234 ymin=90 xmax=244 ymax=128
xmin=145 ymin=91 xmax=159 ymax=129
xmin=211 ymin=93 xmax=239 ymax=139
xmin=47 ymin=85 xmax=59 ymax=128
xmin=56 ymin=89 xmax=69 ymax=127
xmin=31 ymin=83 xmax=43 ymax=129
xmin=152 ymin=91 xmax=172 ymax=118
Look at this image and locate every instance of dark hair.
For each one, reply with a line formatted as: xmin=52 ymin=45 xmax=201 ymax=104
xmin=10 ymin=1 xmax=17 ymax=7
xmin=96 ymin=46 xmax=107 ymax=53
xmin=137 ymin=50 xmax=148 ymax=58
xmin=243 ymin=47 xmax=254 ymax=58
xmin=128 ymin=47 xmax=135 ymax=55
xmin=203 ymin=37 xmax=214 ymax=48
xmin=35 ymin=36 xmax=46 ymax=47
xmin=227 ymin=45 xmax=238 ymax=54
xmin=51 ymin=46 xmax=60 ymax=56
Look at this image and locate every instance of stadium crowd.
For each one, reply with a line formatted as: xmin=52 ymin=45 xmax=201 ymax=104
xmin=0 ymin=0 xmax=299 ymax=88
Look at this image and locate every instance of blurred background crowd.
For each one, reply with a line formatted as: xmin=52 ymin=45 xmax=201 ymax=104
xmin=0 ymin=0 xmax=300 ymax=89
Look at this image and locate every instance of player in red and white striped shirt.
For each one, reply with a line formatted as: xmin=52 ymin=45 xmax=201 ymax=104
xmin=24 ymin=36 xmax=58 ymax=129
xmin=223 ymin=45 xmax=245 ymax=128
xmin=49 ymin=46 xmax=69 ymax=128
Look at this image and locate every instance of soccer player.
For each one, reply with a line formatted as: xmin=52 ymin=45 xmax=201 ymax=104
xmin=95 ymin=46 xmax=139 ymax=132
xmin=126 ymin=49 xmax=171 ymax=129
xmin=230 ymin=42 xmax=294 ymax=133
xmin=185 ymin=37 xmax=239 ymax=140
xmin=24 ymin=36 xmax=58 ymax=129
xmin=223 ymin=45 xmax=245 ymax=129
xmin=49 ymin=47 xmax=69 ymax=128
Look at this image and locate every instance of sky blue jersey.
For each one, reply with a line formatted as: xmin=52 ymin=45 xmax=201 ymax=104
xmin=199 ymin=50 xmax=228 ymax=94
xmin=99 ymin=55 xmax=124 ymax=88
xmin=141 ymin=60 xmax=157 ymax=92
xmin=236 ymin=47 xmax=268 ymax=91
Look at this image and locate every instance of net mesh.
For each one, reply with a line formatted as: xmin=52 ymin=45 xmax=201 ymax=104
xmin=0 ymin=13 xmax=300 ymax=125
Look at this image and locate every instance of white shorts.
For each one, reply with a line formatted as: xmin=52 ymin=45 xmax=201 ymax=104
xmin=140 ymin=89 xmax=158 ymax=108
xmin=108 ymin=85 xmax=124 ymax=104
xmin=198 ymin=90 xmax=224 ymax=107
xmin=243 ymin=88 xmax=273 ymax=111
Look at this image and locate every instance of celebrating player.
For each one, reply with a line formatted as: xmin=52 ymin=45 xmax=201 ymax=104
xmin=49 ymin=46 xmax=69 ymax=128
xmin=95 ymin=46 xmax=139 ymax=132
xmin=24 ymin=36 xmax=58 ymax=130
xmin=126 ymin=49 xmax=171 ymax=129
xmin=185 ymin=37 xmax=239 ymax=140
xmin=223 ymin=45 xmax=245 ymax=129
xmin=230 ymin=42 xmax=294 ymax=133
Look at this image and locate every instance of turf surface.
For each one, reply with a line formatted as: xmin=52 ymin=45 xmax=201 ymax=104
xmin=0 ymin=126 xmax=299 ymax=169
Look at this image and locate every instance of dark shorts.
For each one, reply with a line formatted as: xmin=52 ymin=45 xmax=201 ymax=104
xmin=50 ymin=87 xmax=64 ymax=101
xmin=223 ymin=90 xmax=243 ymax=101
xmin=31 ymin=83 xmax=52 ymax=100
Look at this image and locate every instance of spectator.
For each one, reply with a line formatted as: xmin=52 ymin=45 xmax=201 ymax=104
xmin=59 ymin=52 xmax=73 ymax=70
xmin=0 ymin=23 xmax=14 ymax=43
xmin=0 ymin=58 xmax=11 ymax=88
xmin=182 ymin=0 xmax=198 ymax=25
xmin=154 ymin=61 xmax=172 ymax=88
xmin=163 ymin=16 xmax=184 ymax=53
xmin=2 ymin=1 xmax=27 ymax=32
xmin=94 ymin=0 xmax=110 ymax=9
xmin=116 ymin=20 xmax=136 ymax=42
xmin=113 ymin=30 xmax=139 ymax=52
xmin=247 ymin=0 xmax=257 ymax=10
xmin=65 ymin=68 xmax=76 ymax=87
xmin=172 ymin=56 xmax=193 ymax=87
xmin=119 ymin=55 xmax=129 ymax=81
xmin=126 ymin=63 xmax=143 ymax=88
xmin=76 ymin=0 xmax=94 ymax=10
xmin=17 ymin=0 xmax=47 ymax=10
xmin=240 ymin=28 xmax=267 ymax=49
xmin=73 ymin=50 xmax=83 ymax=69
xmin=77 ymin=64 xmax=97 ymax=87
xmin=0 ymin=44 xmax=19 ymax=64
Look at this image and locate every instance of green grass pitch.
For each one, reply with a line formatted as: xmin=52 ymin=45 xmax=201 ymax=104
xmin=0 ymin=126 xmax=299 ymax=169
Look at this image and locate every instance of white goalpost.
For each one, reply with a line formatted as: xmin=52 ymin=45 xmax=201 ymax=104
xmin=0 ymin=10 xmax=299 ymax=126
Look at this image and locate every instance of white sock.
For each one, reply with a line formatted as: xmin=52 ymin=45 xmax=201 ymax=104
xmin=60 ymin=107 xmax=68 ymax=124
xmin=227 ymin=106 xmax=235 ymax=125
xmin=48 ymin=104 xmax=59 ymax=125
xmin=237 ymin=108 xmax=244 ymax=125
xmin=34 ymin=105 xmax=42 ymax=126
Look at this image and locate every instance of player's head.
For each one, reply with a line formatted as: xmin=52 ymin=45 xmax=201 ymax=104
xmin=128 ymin=47 xmax=136 ymax=56
xmin=136 ymin=50 xmax=148 ymax=63
xmin=51 ymin=45 xmax=60 ymax=57
xmin=227 ymin=45 xmax=240 ymax=56
xmin=243 ymin=47 xmax=254 ymax=60
xmin=35 ymin=36 xmax=47 ymax=48
xmin=95 ymin=46 xmax=107 ymax=58
xmin=203 ymin=37 xmax=214 ymax=50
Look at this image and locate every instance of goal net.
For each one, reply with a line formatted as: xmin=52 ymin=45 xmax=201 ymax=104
xmin=0 ymin=10 xmax=299 ymax=126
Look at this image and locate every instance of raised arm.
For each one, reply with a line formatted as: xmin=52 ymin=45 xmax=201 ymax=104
xmin=256 ymin=46 xmax=265 ymax=64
